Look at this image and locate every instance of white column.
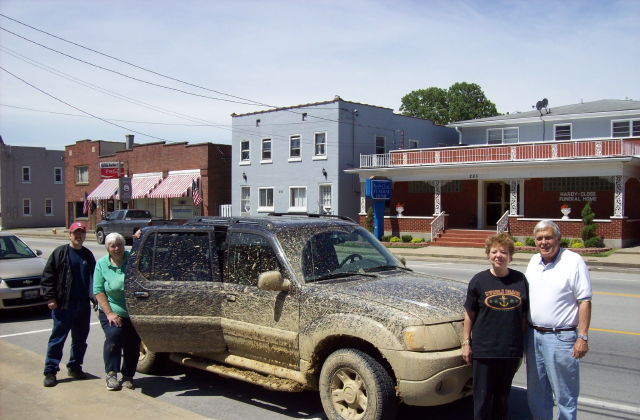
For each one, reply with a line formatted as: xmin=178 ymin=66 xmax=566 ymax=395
xmin=509 ymin=179 xmax=519 ymax=215
xmin=430 ymin=180 xmax=442 ymax=215
xmin=612 ymin=175 xmax=626 ymax=218
xmin=359 ymin=182 xmax=366 ymax=215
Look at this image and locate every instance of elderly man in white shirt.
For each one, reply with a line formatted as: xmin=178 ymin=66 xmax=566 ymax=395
xmin=525 ymin=220 xmax=592 ymax=420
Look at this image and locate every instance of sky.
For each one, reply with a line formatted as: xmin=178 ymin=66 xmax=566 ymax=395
xmin=1 ymin=0 xmax=639 ymax=150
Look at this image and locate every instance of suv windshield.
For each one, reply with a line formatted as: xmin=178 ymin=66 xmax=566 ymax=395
xmin=277 ymin=225 xmax=400 ymax=283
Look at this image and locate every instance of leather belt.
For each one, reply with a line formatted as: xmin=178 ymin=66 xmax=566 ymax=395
xmin=530 ymin=324 xmax=576 ymax=333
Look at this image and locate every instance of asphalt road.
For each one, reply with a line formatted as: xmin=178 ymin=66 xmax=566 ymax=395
xmin=1 ymin=237 xmax=638 ymax=420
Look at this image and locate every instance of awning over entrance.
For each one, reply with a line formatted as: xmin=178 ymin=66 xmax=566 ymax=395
xmin=131 ymin=173 xmax=163 ymax=199
xmin=148 ymin=170 xmax=200 ymax=199
xmin=87 ymin=179 xmax=119 ymax=200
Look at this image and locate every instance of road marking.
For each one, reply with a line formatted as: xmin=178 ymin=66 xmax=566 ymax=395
xmin=591 ymin=327 xmax=640 ymax=336
xmin=0 ymin=321 xmax=100 ymax=338
xmin=593 ymin=291 xmax=640 ymax=298
xmin=512 ymin=386 xmax=640 ymax=415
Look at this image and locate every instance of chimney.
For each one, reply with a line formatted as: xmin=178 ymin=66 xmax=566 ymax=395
xmin=125 ymin=134 xmax=134 ymax=150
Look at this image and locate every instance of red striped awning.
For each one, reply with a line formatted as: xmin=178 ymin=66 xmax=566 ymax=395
xmin=131 ymin=174 xmax=163 ymax=199
xmin=148 ymin=172 xmax=199 ymax=199
xmin=87 ymin=179 xmax=119 ymax=200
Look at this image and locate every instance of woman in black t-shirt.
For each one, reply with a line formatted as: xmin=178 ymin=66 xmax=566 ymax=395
xmin=463 ymin=233 xmax=528 ymax=420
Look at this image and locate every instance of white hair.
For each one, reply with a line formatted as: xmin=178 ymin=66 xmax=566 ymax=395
xmin=105 ymin=232 xmax=125 ymax=249
xmin=533 ymin=219 xmax=561 ymax=238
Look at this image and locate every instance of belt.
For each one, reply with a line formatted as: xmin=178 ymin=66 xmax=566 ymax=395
xmin=530 ymin=324 xmax=576 ymax=333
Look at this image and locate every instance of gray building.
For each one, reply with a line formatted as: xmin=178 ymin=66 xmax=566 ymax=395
xmin=0 ymin=140 xmax=65 ymax=229
xmin=231 ymin=97 xmax=457 ymax=221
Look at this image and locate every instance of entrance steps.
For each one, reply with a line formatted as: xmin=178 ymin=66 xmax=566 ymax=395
xmin=432 ymin=229 xmax=495 ymax=247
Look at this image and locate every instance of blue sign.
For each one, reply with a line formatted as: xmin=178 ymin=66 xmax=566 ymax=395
xmin=365 ymin=179 xmax=392 ymax=200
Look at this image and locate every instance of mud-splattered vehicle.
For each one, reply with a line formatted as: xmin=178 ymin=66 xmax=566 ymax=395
xmin=125 ymin=214 xmax=472 ymax=420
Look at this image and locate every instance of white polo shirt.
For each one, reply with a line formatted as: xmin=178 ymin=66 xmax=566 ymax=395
xmin=526 ymin=249 xmax=592 ymax=329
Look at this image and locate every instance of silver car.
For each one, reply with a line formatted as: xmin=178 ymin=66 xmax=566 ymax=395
xmin=0 ymin=232 xmax=47 ymax=310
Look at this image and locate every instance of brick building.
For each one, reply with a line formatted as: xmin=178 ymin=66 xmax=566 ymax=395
xmin=65 ymin=137 xmax=231 ymax=229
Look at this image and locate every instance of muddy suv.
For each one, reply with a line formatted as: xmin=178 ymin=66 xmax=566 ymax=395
xmin=125 ymin=214 xmax=472 ymax=420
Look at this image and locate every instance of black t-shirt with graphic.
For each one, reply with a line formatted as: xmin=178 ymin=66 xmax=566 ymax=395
xmin=464 ymin=269 xmax=528 ymax=358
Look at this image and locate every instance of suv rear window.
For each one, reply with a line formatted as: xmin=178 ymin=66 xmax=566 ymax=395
xmin=127 ymin=210 xmax=151 ymax=219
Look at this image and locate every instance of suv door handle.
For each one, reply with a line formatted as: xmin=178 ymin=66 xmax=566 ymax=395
xmin=133 ymin=291 xmax=149 ymax=298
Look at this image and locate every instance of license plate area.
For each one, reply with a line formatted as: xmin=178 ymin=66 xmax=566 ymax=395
xmin=22 ymin=289 xmax=40 ymax=299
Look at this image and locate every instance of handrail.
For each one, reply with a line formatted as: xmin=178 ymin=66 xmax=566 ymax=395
xmin=496 ymin=210 xmax=509 ymax=234
xmin=431 ymin=211 xmax=445 ymax=241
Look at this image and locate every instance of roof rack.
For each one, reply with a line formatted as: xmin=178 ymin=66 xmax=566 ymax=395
xmin=267 ymin=212 xmax=355 ymax=223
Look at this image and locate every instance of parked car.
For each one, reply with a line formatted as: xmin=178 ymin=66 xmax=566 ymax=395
xmin=95 ymin=209 xmax=183 ymax=244
xmin=0 ymin=232 xmax=47 ymax=310
xmin=125 ymin=214 xmax=472 ymax=420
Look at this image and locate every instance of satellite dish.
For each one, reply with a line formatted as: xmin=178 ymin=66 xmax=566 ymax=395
xmin=542 ymin=98 xmax=548 ymax=108
xmin=536 ymin=101 xmax=543 ymax=111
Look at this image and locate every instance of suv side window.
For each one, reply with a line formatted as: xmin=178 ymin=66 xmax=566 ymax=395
xmin=138 ymin=231 xmax=219 ymax=282
xmin=227 ymin=232 xmax=279 ymax=286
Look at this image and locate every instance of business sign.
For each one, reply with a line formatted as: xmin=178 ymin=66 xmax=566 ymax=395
xmin=119 ymin=177 xmax=132 ymax=202
xmin=100 ymin=162 xmax=125 ymax=179
xmin=365 ymin=178 xmax=392 ymax=200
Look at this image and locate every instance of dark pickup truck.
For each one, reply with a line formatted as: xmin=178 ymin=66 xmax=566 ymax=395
xmin=125 ymin=214 xmax=472 ymax=420
xmin=95 ymin=209 xmax=181 ymax=244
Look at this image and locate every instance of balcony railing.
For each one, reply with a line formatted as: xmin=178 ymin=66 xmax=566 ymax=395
xmin=360 ymin=138 xmax=640 ymax=168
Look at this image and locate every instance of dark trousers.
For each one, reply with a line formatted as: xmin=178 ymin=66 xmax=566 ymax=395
xmin=472 ymin=357 xmax=521 ymax=420
xmin=43 ymin=301 xmax=91 ymax=375
xmin=98 ymin=311 xmax=141 ymax=377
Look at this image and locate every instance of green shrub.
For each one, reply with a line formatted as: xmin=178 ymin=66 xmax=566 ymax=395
xmin=560 ymin=238 xmax=570 ymax=248
xmin=525 ymin=237 xmax=535 ymax=246
xmin=585 ymin=236 xmax=604 ymax=248
xmin=410 ymin=237 xmax=424 ymax=243
xmin=401 ymin=234 xmax=413 ymax=243
xmin=514 ymin=241 xmax=524 ymax=247
xmin=381 ymin=235 xmax=391 ymax=242
xmin=390 ymin=236 xmax=401 ymax=242
xmin=570 ymin=241 xmax=584 ymax=249
xmin=365 ymin=206 xmax=374 ymax=233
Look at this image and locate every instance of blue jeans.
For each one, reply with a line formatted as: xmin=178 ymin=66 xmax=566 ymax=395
xmin=98 ymin=310 xmax=141 ymax=377
xmin=526 ymin=327 xmax=580 ymax=420
xmin=43 ymin=301 xmax=91 ymax=375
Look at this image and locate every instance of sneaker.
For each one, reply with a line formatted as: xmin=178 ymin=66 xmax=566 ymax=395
xmin=67 ymin=367 xmax=87 ymax=379
xmin=43 ymin=373 xmax=57 ymax=387
xmin=120 ymin=376 xmax=135 ymax=390
xmin=106 ymin=372 xmax=121 ymax=391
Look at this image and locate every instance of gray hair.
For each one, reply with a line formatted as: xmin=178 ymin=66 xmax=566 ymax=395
xmin=533 ymin=219 xmax=561 ymax=238
xmin=105 ymin=232 xmax=125 ymax=249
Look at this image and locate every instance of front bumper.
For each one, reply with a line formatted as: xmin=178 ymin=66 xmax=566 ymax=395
xmin=0 ymin=286 xmax=46 ymax=309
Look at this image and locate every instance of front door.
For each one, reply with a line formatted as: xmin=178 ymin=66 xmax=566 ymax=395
xmin=485 ymin=182 xmax=510 ymax=227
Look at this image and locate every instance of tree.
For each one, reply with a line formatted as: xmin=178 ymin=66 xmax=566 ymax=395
xmin=400 ymin=82 xmax=498 ymax=125
xmin=580 ymin=202 xmax=604 ymax=248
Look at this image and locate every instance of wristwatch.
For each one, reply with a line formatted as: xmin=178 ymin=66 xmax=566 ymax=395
xmin=577 ymin=334 xmax=588 ymax=341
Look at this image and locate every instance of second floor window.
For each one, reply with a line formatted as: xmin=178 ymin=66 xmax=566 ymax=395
xmin=315 ymin=132 xmax=326 ymax=156
xmin=487 ymin=128 xmax=519 ymax=144
xmin=290 ymin=135 xmax=301 ymax=159
xmin=54 ymin=167 xmax=63 ymax=184
xmin=240 ymin=140 xmax=250 ymax=161
xmin=23 ymin=199 xmax=31 ymax=216
xmin=75 ymin=166 xmax=88 ymax=184
xmin=45 ymin=199 xmax=53 ymax=216
xmin=261 ymin=138 xmax=272 ymax=161
xmin=22 ymin=167 xmax=31 ymax=182
xmin=612 ymin=119 xmax=640 ymax=137
xmin=375 ymin=136 xmax=385 ymax=154
xmin=554 ymin=124 xmax=572 ymax=141
xmin=408 ymin=139 xmax=419 ymax=149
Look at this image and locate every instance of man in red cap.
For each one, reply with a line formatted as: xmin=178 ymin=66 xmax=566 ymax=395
xmin=41 ymin=221 xmax=96 ymax=387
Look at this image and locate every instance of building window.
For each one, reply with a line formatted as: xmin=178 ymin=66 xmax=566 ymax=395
xmin=543 ymin=177 xmax=613 ymax=192
xmin=240 ymin=187 xmax=251 ymax=215
xmin=409 ymin=181 xmax=462 ymax=193
xmin=54 ymin=167 xmax=63 ymax=184
xmin=240 ymin=140 xmax=250 ymax=162
xmin=75 ymin=166 xmax=88 ymax=184
xmin=45 ymin=199 xmax=53 ymax=216
xmin=375 ymin=136 xmax=386 ymax=154
xmin=487 ymin=128 xmax=519 ymax=144
xmin=261 ymin=138 xmax=272 ymax=162
xmin=319 ymin=184 xmax=332 ymax=214
xmin=22 ymin=166 xmax=31 ymax=183
xmin=612 ymin=119 xmax=640 ymax=137
xmin=554 ymin=124 xmax=572 ymax=141
xmin=408 ymin=139 xmax=419 ymax=149
xmin=289 ymin=135 xmax=301 ymax=159
xmin=314 ymin=132 xmax=326 ymax=156
xmin=258 ymin=187 xmax=274 ymax=212
xmin=23 ymin=199 xmax=31 ymax=216
xmin=289 ymin=187 xmax=307 ymax=211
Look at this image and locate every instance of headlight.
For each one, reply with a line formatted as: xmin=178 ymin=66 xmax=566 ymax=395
xmin=403 ymin=323 xmax=461 ymax=351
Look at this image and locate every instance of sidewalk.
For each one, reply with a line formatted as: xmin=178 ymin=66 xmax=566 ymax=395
xmin=6 ymin=226 xmax=640 ymax=271
xmin=0 ymin=340 xmax=206 ymax=420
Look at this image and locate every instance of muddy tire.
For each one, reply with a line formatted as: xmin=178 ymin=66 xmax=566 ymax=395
xmin=136 ymin=341 xmax=170 ymax=374
xmin=96 ymin=229 xmax=105 ymax=245
xmin=319 ymin=348 xmax=398 ymax=420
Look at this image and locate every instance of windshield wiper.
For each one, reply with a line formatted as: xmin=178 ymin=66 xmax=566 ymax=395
xmin=365 ymin=265 xmax=413 ymax=273
xmin=312 ymin=271 xmax=378 ymax=282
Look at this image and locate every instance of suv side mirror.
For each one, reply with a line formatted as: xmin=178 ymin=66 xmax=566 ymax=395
xmin=257 ymin=271 xmax=290 ymax=292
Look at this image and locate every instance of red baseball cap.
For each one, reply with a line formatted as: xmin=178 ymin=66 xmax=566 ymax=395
xmin=69 ymin=222 xmax=87 ymax=232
